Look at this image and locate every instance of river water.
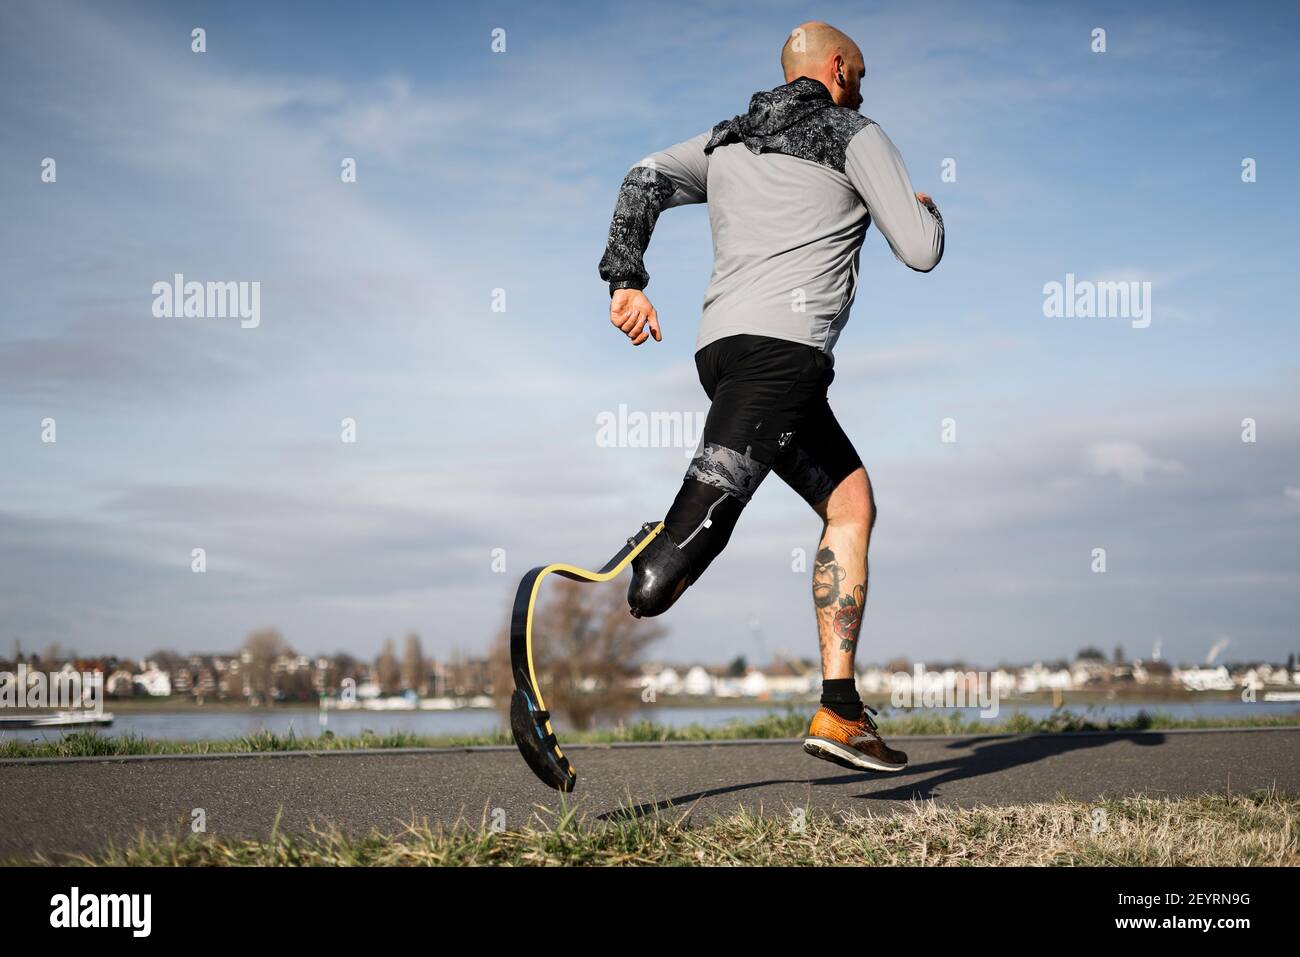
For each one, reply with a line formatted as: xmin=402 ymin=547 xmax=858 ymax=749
xmin=2 ymin=699 xmax=1297 ymax=743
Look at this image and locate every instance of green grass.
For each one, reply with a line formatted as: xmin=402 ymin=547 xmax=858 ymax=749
xmin=21 ymin=789 xmax=1299 ymax=867
xmin=2 ymin=705 xmax=1297 ymax=760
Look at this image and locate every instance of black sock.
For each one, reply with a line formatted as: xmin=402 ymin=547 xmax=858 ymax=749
xmin=820 ymin=678 xmax=863 ymax=720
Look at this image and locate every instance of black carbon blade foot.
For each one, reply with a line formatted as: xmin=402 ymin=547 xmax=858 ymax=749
xmin=507 ymin=521 xmax=664 ymax=791
xmin=509 ymin=688 xmax=576 ymax=792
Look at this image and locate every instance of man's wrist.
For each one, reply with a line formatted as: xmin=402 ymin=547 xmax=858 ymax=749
xmin=608 ymin=279 xmax=645 ymax=297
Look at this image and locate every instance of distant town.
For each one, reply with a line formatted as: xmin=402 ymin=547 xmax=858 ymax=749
xmin=3 ymin=631 xmax=1298 ymax=709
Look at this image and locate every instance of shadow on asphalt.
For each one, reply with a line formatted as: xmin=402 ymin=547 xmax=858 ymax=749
xmin=856 ymin=731 xmax=1166 ymax=802
xmin=596 ymin=732 xmax=1166 ymax=821
xmin=597 ymin=771 xmax=856 ymax=823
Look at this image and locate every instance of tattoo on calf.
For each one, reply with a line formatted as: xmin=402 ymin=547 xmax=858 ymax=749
xmin=833 ymin=584 xmax=866 ymax=654
xmin=812 ymin=547 xmax=845 ymax=609
xmin=814 ymin=548 xmax=865 ymax=653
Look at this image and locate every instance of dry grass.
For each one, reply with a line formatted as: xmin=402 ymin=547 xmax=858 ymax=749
xmin=28 ymin=788 xmax=1298 ymax=867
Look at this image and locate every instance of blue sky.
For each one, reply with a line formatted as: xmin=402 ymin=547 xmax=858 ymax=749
xmin=1 ymin=0 xmax=1297 ymax=667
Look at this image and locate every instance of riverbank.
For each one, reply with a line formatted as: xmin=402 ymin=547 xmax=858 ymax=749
xmin=4 ymin=707 xmax=1299 ymax=759
xmin=44 ymin=687 xmax=1270 ymax=714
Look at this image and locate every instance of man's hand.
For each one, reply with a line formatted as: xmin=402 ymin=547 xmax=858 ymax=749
xmin=610 ymin=288 xmax=661 ymax=346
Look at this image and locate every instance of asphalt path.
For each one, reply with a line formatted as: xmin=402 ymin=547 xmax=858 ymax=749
xmin=2 ymin=727 xmax=1297 ymax=859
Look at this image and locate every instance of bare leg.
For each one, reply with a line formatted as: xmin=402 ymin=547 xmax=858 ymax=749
xmin=802 ymin=465 xmax=907 ymax=771
xmin=811 ymin=467 xmax=875 ymax=680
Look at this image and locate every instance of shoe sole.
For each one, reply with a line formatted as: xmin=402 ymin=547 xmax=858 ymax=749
xmin=803 ymin=737 xmax=906 ymax=772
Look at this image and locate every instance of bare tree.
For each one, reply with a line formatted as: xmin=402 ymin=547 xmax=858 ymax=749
xmin=491 ymin=579 xmax=665 ymax=731
xmin=278 ymin=667 xmax=316 ymax=702
xmin=401 ymin=632 xmax=426 ymax=694
xmin=242 ymin=628 xmax=293 ymax=703
xmin=319 ymin=652 xmax=360 ymax=695
xmin=376 ymin=639 xmax=401 ymax=696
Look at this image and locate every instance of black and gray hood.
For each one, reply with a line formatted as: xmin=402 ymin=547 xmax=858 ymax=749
xmin=703 ymin=76 xmax=871 ymax=173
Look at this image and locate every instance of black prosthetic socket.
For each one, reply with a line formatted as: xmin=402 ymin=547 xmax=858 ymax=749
xmin=820 ymin=678 xmax=864 ymax=720
xmin=627 ymin=479 xmax=747 ymax=619
xmin=626 ymin=532 xmax=691 ymax=618
xmin=663 ymin=479 xmax=745 ymax=580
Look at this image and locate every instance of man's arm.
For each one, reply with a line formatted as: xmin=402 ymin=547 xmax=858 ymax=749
xmin=844 ymin=123 xmax=944 ymax=272
xmin=598 ymin=131 xmax=710 ymax=293
xmin=599 ymin=132 xmax=710 ymax=344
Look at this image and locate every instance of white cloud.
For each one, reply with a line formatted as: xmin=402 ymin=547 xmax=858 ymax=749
xmin=1085 ymin=441 xmax=1185 ymax=484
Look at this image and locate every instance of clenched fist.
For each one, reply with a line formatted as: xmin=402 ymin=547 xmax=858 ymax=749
xmin=610 ymin=288 xmax=661 ymax=346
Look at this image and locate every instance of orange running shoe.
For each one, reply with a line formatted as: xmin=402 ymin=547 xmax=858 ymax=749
xmin=804 ymin=704 xmax=907 ymax=772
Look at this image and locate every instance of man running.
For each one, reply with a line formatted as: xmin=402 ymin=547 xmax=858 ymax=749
xmin=597 ymin=21 xmax=943 ymax=772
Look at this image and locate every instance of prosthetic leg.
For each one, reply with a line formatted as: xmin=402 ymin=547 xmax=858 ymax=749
xmin=511 ymin=449 xmax=762 ymax=789
xmin=509 ymin=521 xmax=666 ymax=792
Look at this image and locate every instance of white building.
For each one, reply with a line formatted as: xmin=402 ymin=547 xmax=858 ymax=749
xmin=645 ymin=667 xmax=682 ymax=696
xmin=1016 ymin=663 xmax=1073 ymax=693
xmin=715 ymin=669 xmax=768 ymax=698
xmin=1173 ymin=666 xmax=1233 ymax=691
xmin=682 ymin=665 xmax=714 ymax=696
xmin=134 ymin=667 xmax=172 ymax=697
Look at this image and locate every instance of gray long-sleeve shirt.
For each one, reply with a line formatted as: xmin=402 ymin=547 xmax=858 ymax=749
xmin=598 ymin=77 xmax=943 ymax=357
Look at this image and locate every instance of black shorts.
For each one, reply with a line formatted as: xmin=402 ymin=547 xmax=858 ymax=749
xmin=687 ymin=334 xmax=863 ymax=508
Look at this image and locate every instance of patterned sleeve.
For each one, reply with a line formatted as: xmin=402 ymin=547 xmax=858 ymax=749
xmin=598 ymin=132 xmax=711 ymax=294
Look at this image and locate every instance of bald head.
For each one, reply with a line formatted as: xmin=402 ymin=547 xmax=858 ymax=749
xmin=781 ymin=21 xmax=865 ymax=110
